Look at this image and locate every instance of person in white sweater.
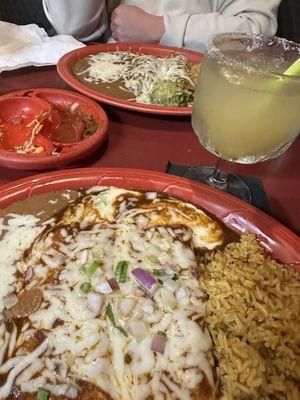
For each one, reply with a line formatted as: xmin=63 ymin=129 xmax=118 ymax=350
xmin=42 ymin=0 xmax=281 ymax=52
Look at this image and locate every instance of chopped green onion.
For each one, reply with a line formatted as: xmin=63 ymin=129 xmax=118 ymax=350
xmin=79 ymin=266 xmax=87 ymax=275
xmin=146 ymin=255 xmax=159 ymax=265
xmin=157 ymin=279 xmax=163 ymax=285
xmin=80 ymin=282 xmax=92 ymax=294
xmin=172 ymin=274 xmax=179 ymax=281
xmin=86 ymin=260 xmax=100 ymax=278
xmin=37 ymin=388 xmax=49 ymax=400
xmin=153 ymin=269 xmax=166 ymax=277
xmin=105 ymin=303 xmax=116 ymax=327
xmin=157 ymin=331 xmax=166 ymax=337
xmin=117 ymin=326 xmax=128 ymax=337
xmin=80 ymin=260 xmax=100 ymax=278
xmin=115 ymin=261 xmax=128 ymax=283
xmin=106 ymin=303 xmax=128 ymax=337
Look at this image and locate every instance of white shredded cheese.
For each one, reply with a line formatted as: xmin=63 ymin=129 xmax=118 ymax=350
xmin=0 ymin=214 xmax=42 ymax=312
xmin=79 ymin=51 xmax=194 ymax=104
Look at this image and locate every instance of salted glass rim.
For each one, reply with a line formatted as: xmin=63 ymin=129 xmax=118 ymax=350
xmin=206 ymin=32 xmax=300 ymax=82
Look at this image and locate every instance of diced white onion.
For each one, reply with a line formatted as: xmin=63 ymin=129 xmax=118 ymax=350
xmin=95 ymin=282 xmax=113 ymax=294
xmin=3 ymin=294 xmax=18 ymax=309
xmin=87 ymin=293 xmax=103 ymax=315
xmin=45 ymin=358 xmax=55 ymax=371
xmin=141 ymin=299 xmax=154 ymax=315
xmin=80 ymin=221 xmax=89 ymax=230
xmin=145 ymin=192 xmax=157 ymax=200
xmin=60 ymin=228 xmax=68 ymax=238
xmin=164 ymin=279 xmax=179 ymax=293
xmin=24 ymin=267 xmax=33 ymax=282
xmin=65 ymin=385 xmax=78 ymax=399
xmin=119 ymin=201 xmax=126 ymax=215
xmin=58 ymin=363 xmax=68 ymax=378
xmin=44 ymin=236 xmax=53 ymax=247
xmin=160 ymin=288 xmax=176 ymax=310
xmin=42 ymin=254 xmax=59 ymax=268
xmin=79 ymin=249 xmax=89 ymax=264
xmin=176 ymin=287 xmax=188 ymax=301
xmin=130 ymin=321 xmax=148 ymax=341
xmin=136 ymin=214 xmax=148 ymax=229
xmin=119 ymin=298 xmax=136 ymax=316
xmin=53 ymin=252 xmax=66 ymax=265
xmin=20 ymin=376 xmax=45 ymax=393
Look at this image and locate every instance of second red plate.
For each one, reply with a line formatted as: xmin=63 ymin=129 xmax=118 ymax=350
xmin=0 ymin=88 xmax=108 ymax=170
xmin=57 ymin=43 xmax=202 ymax=116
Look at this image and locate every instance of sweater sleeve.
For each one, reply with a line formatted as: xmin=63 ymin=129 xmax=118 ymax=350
xmin=160 ymin=0 xmax=281 ymax=52
xmin=42 ymin=0 xmax=107 ymax=41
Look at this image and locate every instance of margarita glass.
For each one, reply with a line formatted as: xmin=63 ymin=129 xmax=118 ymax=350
xmin=185 ymin=33 xmax=300 ymax=201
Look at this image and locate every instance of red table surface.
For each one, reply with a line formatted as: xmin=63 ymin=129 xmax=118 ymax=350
xmin=0 ymin=66 xmax=299 ymax=235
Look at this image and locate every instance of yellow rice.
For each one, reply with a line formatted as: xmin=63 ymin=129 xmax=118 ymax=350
xmin=199 ymin=234 xmax=300 ymax=400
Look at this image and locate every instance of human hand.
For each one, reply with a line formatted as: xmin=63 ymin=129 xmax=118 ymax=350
xmin=111 ymin=5 xmax=165 ymax=43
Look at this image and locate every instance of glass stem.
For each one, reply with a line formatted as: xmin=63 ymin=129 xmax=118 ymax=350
xmin=206 ymin=159 xmax=228 ymax=190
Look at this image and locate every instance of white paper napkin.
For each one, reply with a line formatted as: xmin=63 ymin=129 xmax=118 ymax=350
xmin=0 ymin=21 xmax=85 ymax=74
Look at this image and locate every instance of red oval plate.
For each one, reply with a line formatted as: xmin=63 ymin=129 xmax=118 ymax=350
xmin=57 ymin=43 xmax=202 ymax=116
xmin=0 ymin=89 xmax=109 ymax=170
xmin=0 ymin=168 xmax=299 ymax=270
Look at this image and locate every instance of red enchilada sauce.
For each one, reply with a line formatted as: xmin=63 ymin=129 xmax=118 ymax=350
xmin=0 ymin=105 xmax=98 ymax=155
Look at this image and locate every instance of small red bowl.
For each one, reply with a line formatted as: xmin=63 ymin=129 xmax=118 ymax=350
xmin=0 ymin=88 xmax=109 ymax=170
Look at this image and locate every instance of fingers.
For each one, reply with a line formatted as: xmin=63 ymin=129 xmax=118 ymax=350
xmin=110 ymin=5 xmax=146 ymax=43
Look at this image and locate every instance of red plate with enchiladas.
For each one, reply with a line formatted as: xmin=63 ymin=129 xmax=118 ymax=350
xmin=0 ymin=168 xmax=299 ymax=399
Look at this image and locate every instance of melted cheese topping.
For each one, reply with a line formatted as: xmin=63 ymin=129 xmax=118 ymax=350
xmin=78 ymin=51 xmax=194 ymax=104
xmin=0 ymin=214 xmax=42 ymax=312
xmin=0 ymin=187 xmax=223 ymax=399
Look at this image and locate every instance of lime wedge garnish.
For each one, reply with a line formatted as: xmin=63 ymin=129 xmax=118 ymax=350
xmin=283 ymin=57 xmax=300 ymax=76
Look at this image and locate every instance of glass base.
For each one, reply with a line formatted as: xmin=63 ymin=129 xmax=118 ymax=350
xmin=184 ymin=166 xmax=253 ymax=203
